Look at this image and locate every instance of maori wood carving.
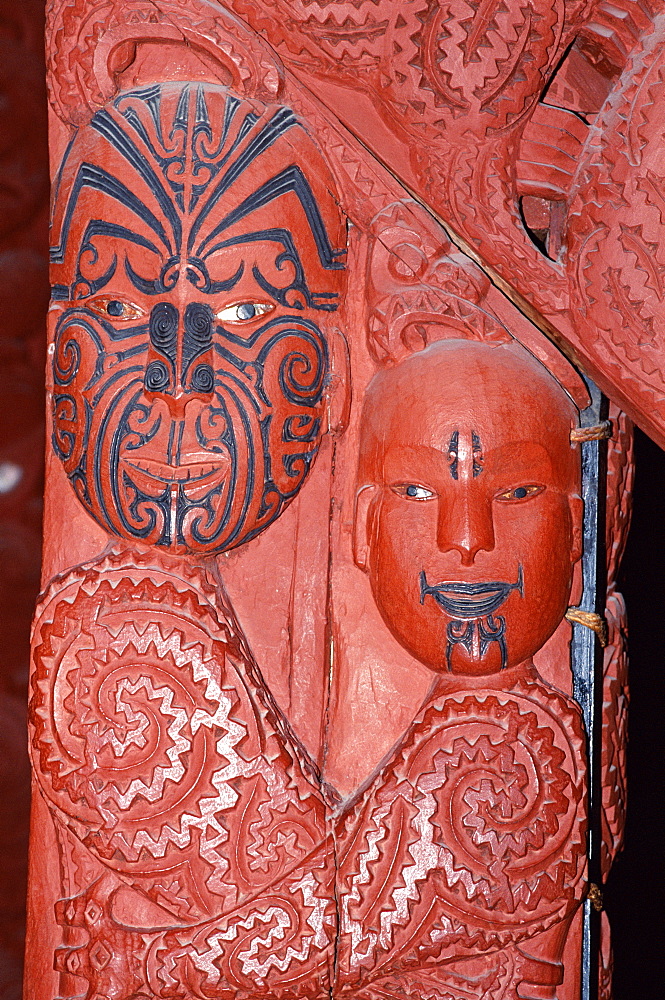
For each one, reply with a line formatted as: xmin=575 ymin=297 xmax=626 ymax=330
xmin=27 ymin=2 xmax=648 ymax=999
xmin=48 ymin=81 xmax=346 ymax=554
xmin=229 ymin=0 xmax=665 ymax=450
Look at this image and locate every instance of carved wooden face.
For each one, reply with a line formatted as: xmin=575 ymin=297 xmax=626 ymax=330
xmin=49 ymin=83 xmax=346 ymax=554
xmin=356 ymin=340 xmax=582 ymax=674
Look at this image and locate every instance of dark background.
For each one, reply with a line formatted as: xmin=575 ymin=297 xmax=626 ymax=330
xmin=608 ymin=427 xmax=665 ymax=998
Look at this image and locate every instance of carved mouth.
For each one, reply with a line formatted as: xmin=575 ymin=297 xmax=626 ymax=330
xmin=123 ymin=457 xmax=226 ymax=487
xmin=419 ymin=566 xmax=524 ymax=620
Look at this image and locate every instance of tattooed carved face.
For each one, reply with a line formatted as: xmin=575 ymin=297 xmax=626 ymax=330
xmin=354 ymin=339 xmax=582 ymax=674
xmin=49 ymin=83 xmax=346 ymax=554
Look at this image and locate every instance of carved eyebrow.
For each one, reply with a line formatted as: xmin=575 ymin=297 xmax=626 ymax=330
xmin=201 ymin=230 xmax=337 ymax=311
xmin=81 ymin=221 xmax=161 ymax=257
xmin=50 ymin=163 xmax=174 ymax=264
xmin=201 ymin=228 xmax=292 ymax=261
xmin=194 ymin=165 xmax=346 ymax=273
xmin=185 ymin=260 xmax=245 ymax=295
xmin=203 ymin=231 xmax=296 ymax=310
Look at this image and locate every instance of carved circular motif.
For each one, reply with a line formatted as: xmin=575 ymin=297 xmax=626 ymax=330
xmin=365 ymin=202 xmax=505 ymax=365
xmin=407 ymin=1 xmax=562 ymax=127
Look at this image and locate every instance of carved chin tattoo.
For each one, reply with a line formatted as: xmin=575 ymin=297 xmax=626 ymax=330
xmin=420 ymin=566 xmax=524 ymax=670
xmin=49 ymin=83 xmax=346 ymax=554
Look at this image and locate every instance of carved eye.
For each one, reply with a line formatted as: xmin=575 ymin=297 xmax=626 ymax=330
xmin=87 ymin=296 xmax=145 ymax=321
xmin=216 ymin=301 xmax=274 ymax=324
xmin=495 ymin=484 xmax=544 ymax=502
xmin=391 ymin=483 xmax=436 ymax=501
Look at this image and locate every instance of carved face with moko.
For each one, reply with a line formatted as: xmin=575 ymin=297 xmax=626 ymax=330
xmin=49 ymin=82 xmax=347 ymax=554
xmin=354 ymin=338 xmax=583 ymax=674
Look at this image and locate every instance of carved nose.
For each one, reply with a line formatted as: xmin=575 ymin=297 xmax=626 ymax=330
xmin=437 ymin=490 xmax=495 ymax=566
xmin=143 ymin=302 xmax=215 ymax=415
xmin=144 ymin=302 xmax=179 ymax=407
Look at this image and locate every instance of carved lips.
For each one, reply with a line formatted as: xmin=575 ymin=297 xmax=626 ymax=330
xmin=419 ymin=565 xmax=524 ymax=619
xmin=121 ymin=454 xmax=230 ymax=500
xmin=356 ymin=339 xmax=582 ymax=674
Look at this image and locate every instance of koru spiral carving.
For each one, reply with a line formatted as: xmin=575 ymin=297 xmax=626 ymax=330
xmin=31 ymin=554 xmax=585 ymax=999
xmin=335 ymin=673 xmax=586 ymax=985
xmin=30 ymin=553 xmax=330 ymax=903
xmin=30 ymin=552 xmax=336 ymax=997
xmin=233 ymin=0 xmax=566 ymax=136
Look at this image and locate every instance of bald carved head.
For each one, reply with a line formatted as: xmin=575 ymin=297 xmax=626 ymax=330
xmin=354 ymin=338 xmax=583 ymax=674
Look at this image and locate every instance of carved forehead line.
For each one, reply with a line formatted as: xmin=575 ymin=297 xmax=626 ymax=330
xmin=358 ymin=344 xmax=579 ymax=485
xmin=91 ymin=108 xmax=183 ymax=236
xmin=50 ymin=162 xmax=175 ymax=265
xmin=189 ymin=103 xmax=302 ymax=248
xmin=51 ymin=87 xmax=346 ymax=286
xmin=195 ymin=165 xmax=346 ymax=271
xmin=374 ymin=440 xmax=559 ymax=475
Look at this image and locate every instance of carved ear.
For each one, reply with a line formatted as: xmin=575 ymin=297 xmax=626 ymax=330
xmin=325 ymin=327 xmax=351 ymax=435
xmin=569 ymin=494 xmax=584 ymax=564
xmin=353 ymin=485 xmax=377 ymax=573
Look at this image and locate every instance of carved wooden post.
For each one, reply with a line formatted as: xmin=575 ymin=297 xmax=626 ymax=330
xmin=28 ymin=3 xmax=641 ymax=999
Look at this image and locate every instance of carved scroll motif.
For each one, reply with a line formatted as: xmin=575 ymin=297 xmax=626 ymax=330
xmin=600 ymin=406 xmax=634 ymax=879
xmin=31 ymin=551 xmax=334 ymax=998
xmin=229 ymin=0 xmax=665 ymax=449
xmin=46 ymin=0 xmax=283 ymax=124
xmin=48 ymin=80 xmax=346 ymax=555
xmin=30 ymin=555 xmax=587 ymax=999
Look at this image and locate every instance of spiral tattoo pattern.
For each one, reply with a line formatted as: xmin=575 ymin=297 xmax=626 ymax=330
xmin=48 ymin=83 xmax=347 ymax=554
xmin=50 ymin=304 xmax=330 ymax=554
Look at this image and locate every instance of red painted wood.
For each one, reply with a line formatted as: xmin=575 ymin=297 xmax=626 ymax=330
xmin=230 ymin=0 xmax=665 ymax=451
xmin=25 ymin=4 xmax=641 ymax=999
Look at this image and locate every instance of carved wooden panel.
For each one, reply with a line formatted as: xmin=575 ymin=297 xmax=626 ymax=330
xmin=26 ymin=3 xmax=648 ymax=999
xmin=228 ymin=0 xmax=665 ymax=450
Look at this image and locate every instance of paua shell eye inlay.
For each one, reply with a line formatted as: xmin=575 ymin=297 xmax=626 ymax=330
xmin=86 ymin=296 xmax=145 ymax=320
xmin=217 ymin=301 xmax=274 ymax=323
